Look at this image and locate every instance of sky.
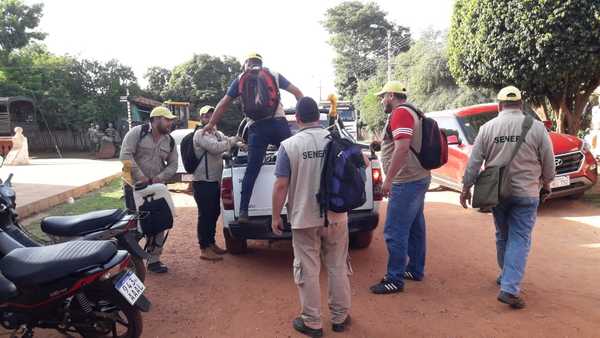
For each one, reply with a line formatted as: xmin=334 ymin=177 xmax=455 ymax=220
xmin=25 ymin=0 xmax=454 ymax=106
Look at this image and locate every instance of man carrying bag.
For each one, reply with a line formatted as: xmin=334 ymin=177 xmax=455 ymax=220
xmin=460 ymin=86 xmax=555 ymax=309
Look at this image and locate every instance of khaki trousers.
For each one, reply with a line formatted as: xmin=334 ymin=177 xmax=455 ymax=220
xmin=292 ymin=220 xmax=352 ymax=328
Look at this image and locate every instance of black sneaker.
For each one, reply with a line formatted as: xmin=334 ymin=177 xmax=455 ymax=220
xmin=497 ymin=291 xmax=526 ymax=309
xmin=148 ymin=262 xmax=168 ymax=274
xmin=403 ymin=271 xmax=423 ymax=281
xmin=293 ymin=317 xmax=323 ymax=338
xmin=332 ymin=315 xmax=351 ymax=333
xmin=370 ymin=278 xmax=403 ymax=294
xmin=238 ymin=210 xmax=249 ymax=224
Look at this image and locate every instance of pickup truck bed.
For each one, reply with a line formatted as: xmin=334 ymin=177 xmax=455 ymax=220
xmin=220 ymin=114 xmax=383 ymax=254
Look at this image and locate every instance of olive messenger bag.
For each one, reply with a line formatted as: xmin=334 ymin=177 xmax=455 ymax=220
xmin=472 ymin=115 xmax=533 ymax=208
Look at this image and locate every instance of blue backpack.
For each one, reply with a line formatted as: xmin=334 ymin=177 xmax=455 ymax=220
xmin=317 ymin=131 xmax=367 ymax=222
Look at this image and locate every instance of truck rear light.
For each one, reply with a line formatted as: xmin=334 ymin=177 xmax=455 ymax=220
xmin=221 ymin=177 xmax=234 ymax=210
xmin=372 ymin=167 xmax=384 ymax=201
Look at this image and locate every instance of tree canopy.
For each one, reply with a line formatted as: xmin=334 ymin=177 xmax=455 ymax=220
xmin=355 ymin=31 xmax=493 ymax=135
xmin=0 ymin=0 xmax=46 ymax=57
xmin=162 ymin=54 xmax=243 ymax=135
xmin=323 ymin=1 xmax=410 ymax=99
xmin=448 ymin=0 xmax=600 ymax=135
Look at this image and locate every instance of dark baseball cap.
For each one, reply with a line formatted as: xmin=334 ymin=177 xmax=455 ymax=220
xmin=296 ymin=97 xmax=320 ymax=123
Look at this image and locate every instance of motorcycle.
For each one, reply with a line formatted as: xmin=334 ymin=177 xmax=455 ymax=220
xmin=0 ymin=174 xmax=148 ymax=282
xmin=0 ymin=232 xmax=150 ymax=337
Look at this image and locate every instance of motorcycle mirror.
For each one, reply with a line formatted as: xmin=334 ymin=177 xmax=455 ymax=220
xmin=370 ymin=141 xmax=381 ymax=152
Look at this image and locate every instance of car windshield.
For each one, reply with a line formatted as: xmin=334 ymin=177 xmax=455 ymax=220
xmin=458 ymin=109 xmax=542 ymax=144
xmin=458 ymin=111 xmax=498 ymax=144
xmin=338 ymin=108 xmax=356 ymax=122
xmin=288 ymin=120 xmax=330 ymax=135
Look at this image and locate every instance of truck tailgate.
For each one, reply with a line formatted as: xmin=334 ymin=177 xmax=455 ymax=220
xmin=230 ymin=160 xmax=375 ymax=217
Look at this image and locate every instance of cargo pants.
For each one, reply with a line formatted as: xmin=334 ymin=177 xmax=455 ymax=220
xmin=291 ymin=216 xmax=352 ymax=329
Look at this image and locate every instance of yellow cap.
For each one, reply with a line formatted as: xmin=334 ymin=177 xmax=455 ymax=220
xmin=245 ymin=52 xmax=263 ymax=62
xmin=150 ymin=106 xmax=177 ymax=119
xmin=375 ymin=81 xmax=407 ymax=96
xmin=199 ymin=105 xmax=215 ymax=116
xmin=497 ymin=86 xmax=522 ymax=101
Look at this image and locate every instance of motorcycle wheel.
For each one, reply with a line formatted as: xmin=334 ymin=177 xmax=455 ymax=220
xmin=128 ymin=256 xmax=146 ymax=283
xmin=73 ymin=288 xmax=143 ymax=338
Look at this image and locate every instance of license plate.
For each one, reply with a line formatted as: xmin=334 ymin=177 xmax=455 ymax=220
xmin=115 ymin=271 xmax=145 ymax=305
xmin=550 ymin=176 xmax=570 ymax=189
xmin=181 ymin=174 xmax=194 ymax=182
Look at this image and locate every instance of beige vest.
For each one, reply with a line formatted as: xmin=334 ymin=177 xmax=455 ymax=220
xmin=281 ymin=127 xmax=330 ymax=229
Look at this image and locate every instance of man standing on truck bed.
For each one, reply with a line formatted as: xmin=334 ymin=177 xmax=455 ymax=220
xmin=203 ymin=52 xmax=304 ymax=223
xmin=120 ymin=106 xmax=178 ymax=274
xmin=272 ymin=97 xmax=352 ymax=337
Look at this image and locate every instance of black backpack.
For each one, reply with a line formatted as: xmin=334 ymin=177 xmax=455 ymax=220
xmin=238 ymin=67 xmax=281 ymax=120
xmin=137 ymin=124 xmax=175 ymax=152
xmin=180 ymin=126 xmax=208 ymax=174
xmin=317 ymin=131 xmax=367 ymax=220
xmin=386 ymin=103 xmax=448 ymax=170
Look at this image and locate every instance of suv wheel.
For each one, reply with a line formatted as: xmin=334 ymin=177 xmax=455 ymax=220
xmin=223 ymin=228 xmax=247 ymax=254
xmin=350 ymin=230 xmax=374 ymax=250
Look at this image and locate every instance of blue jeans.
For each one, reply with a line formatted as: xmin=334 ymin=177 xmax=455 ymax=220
xmin=492 ymin=196 xmax=540 ymax=296
xmin=240 ymin=117 xmax=291 ymax=212
xmin=384 ymin=176 xmax=431 ymax=286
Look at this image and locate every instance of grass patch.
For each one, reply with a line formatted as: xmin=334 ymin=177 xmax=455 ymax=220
xmin=22 ymin=179 xmax=124 ymax=241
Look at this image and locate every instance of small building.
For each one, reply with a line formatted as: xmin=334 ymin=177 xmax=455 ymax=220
xmin=128 ymin=96 xmax=162 ymax=125
xmin=0 ymin=97 xmax=37 ymax=136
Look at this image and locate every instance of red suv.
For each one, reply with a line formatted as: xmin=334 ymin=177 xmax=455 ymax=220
xmin=429 ymin=103 xmax=598 ymax=199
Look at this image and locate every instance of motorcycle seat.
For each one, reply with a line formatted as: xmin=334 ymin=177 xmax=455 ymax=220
xmin=41 ymin=209 xmax=125 ymax=237
xmin=0 ymin=240 xmax=117 ymax=286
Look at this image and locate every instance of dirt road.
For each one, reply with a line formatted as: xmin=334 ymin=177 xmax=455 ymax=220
xmin=140 ymin=190 xmax=600 ymax=338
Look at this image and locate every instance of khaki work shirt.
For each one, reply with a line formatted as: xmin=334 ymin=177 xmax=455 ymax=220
xmin=120 ymin=124 xmax=178 ymax=184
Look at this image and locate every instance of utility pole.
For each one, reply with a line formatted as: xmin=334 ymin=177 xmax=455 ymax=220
xmin=387 ymin=29 xmax=392 ymax=81
xmin=370 ymin=24 xmax=393 ymax=81
xmin=126 ymin=87 xmax=132 ymax=130
xmin=120 ymin=85 xmax=132 ymax=130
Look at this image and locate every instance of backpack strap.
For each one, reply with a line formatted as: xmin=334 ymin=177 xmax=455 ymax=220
xmin=506 ymin=116 xmax=534 ymax=167
xmin=398 ymin=103 xmax=425 ymax=158
xmin=136 ymin=124 xmax=151 ymax=149
xmin=195 ymin=125 xmax=210 ymax=179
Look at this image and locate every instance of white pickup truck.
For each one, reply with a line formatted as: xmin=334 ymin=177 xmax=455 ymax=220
xmin=220 ymin=111 xmax=383 ymax=254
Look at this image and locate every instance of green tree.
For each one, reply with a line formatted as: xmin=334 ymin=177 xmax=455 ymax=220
xmin=0 ymin=0 xmax=46 ymax=57
xmin=448 ymin=0 xmax=600 ymax=135
xmin=164 ymin=54 xmax=243 ymax=135
xmin=144 ymin=66 xmax=171 ymax=101
xmin=323 ymin=1 xmax=410 ymax=99
xmin=0 ymin=44 xmax=138 ymax=130
xmin=355 ymin=31 xmax=493 ymax=136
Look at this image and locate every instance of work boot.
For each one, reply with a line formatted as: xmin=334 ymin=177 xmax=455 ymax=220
xmin=148 ymin=261 xmax=168 ymax=274
xmin=211 ymin=244 xmax=227 ymax=255
xmin=292 ymin=317 xmax=323 ymax=338
xmin=497 ymin=291 xmax=526 ymax=309
xmin=200 ymin=248 xmax=223 ymax=261
xmin=332 ymin=315 xmax=351 ymax=333
xmin=238 ymin=210 xmax=249 ymax=224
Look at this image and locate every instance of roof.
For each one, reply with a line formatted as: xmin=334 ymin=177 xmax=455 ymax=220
xmin=0 ymin=96 xmax=35 ymax=105
xmin=427 ymin=103 xmax=498 ymax=118
xmin=129 ymin=96 xmax=162 ymax=108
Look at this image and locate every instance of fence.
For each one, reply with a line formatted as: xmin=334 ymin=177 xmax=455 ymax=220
xmin=27 ymin=129 xmax=92 ymax=153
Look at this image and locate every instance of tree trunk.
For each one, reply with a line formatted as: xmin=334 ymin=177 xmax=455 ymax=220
xmin=548 ymin=95 xmax=566 ymax=134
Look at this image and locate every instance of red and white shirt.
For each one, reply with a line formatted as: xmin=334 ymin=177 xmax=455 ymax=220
xmin=388 ymin=107 xmax=415 ymax=140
